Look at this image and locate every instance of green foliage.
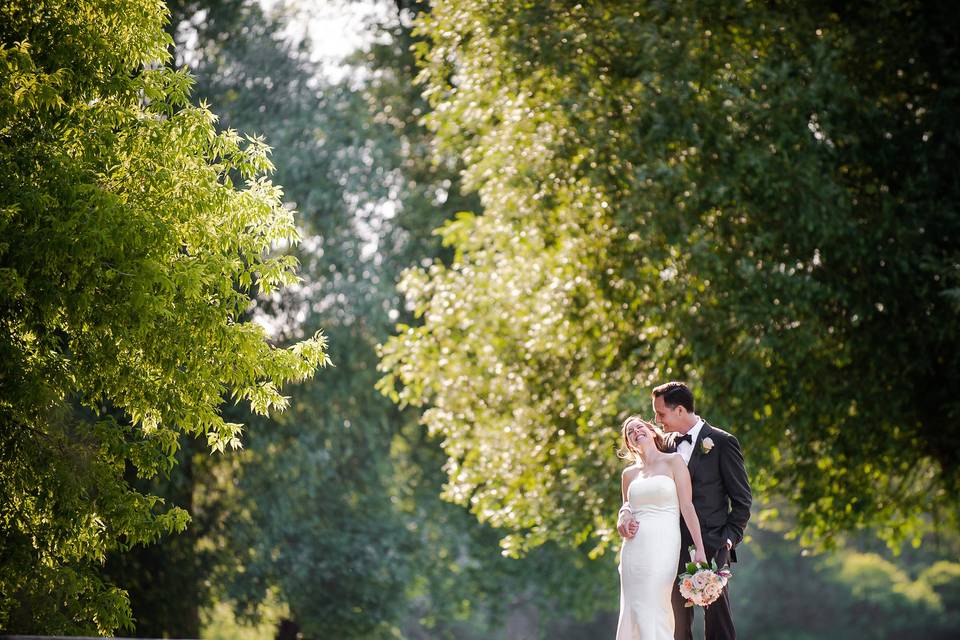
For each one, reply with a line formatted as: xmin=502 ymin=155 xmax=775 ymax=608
xmin=919 ymin=561 xmax=960 ymax=628
xmin=201 ymin=590 xmax=290 ymax=640
xmin=827 ymin=552 xmax=939 ymax=620
xmin=729 ymin=520 xmax=960 ymax=639
xmin=157 ymin=1 xmax=620 ymax=636
xmin=379 ymin=0 xmax=960 ymax=554
xmin=0 ymin=0 xmax=328 ymax=632
xmin=163 ymin=4 xmax=417 ymax=636
xmin=101 ymin=436 xmax=212 ymax=637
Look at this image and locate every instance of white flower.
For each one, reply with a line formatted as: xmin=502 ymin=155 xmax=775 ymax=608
xmin=701 ymin=437 xmax=715 ymax=454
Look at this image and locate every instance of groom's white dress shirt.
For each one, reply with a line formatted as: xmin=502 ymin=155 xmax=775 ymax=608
xmin=676 ymin=417 xmax=704 ymax=464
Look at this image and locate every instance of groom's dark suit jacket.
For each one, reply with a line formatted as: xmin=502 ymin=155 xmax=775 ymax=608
xmin=666 ymin=422 xmax=751 ymax=568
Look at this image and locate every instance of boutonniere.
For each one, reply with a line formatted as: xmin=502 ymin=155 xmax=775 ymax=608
xmin=700 ymin=437 xmax=715 ymax=454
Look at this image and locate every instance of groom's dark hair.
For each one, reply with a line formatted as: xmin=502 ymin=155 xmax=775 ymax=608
xmin=652 ymin=381 xmax=695 ymax=413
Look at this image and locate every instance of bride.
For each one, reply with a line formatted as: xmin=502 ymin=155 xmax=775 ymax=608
xmin=616 ymin=415 xmax=706 ymax=640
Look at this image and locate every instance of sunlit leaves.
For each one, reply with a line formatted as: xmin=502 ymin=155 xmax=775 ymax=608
xmin=0 ymin=0 xmax=328 ymax=633
xmin=382 ymin=0 xmax=960 ymax=555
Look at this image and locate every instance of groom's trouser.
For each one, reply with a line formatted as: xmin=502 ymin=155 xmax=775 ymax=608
xmin=672 ymin=546 xmax=736 ymax=640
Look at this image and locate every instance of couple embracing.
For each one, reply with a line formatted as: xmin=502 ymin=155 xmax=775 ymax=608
xmin=616 ymin=382 xmax=752 ymax=640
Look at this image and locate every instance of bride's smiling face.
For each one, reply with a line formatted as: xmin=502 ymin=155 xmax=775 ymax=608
xmin=626 ymin=420 xmax=655 ymax=448
xmin=634 ymin=423 xmax=654 ymax=445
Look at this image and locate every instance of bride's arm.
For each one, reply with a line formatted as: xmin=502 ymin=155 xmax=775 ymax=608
xmin=671 ymin=455 xmax=707 ymax=564
xmin=618 ymin=467 xmax=638 ymax=538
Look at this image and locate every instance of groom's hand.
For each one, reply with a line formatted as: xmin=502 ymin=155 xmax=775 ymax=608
xmin=714 ymin=545 xmax=732 ymax=568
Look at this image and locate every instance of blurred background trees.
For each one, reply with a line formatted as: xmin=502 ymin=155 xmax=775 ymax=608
xmin=2 ymin=0 xmax=959 ymax=638
xmin=382 ymin=0 xmax=960 ymax=553
xmin=104 ymin=1 xmax=611 ymax=638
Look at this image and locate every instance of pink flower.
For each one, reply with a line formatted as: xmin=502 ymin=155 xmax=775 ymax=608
xmin=703 ymin=582 xmax=722 ymax=601
xmin=677 ymin=564 xmax=732 ymax=608
xmin=692 ymin=569 xmax=711 ymax=589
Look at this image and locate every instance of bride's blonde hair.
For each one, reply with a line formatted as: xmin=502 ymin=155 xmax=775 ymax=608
xmin=617 ymin=414 xmax=667 ymax=464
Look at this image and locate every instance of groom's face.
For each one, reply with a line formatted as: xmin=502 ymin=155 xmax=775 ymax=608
xmin=652 ymin=396 xmax=683 ymax=432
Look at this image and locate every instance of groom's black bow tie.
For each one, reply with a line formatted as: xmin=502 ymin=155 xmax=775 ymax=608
xmin=676 ymin=433 xmax=693 ymax=446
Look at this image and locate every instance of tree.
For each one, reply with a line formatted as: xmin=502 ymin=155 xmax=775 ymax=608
xmin=378 ymin=0 xmax=960 ymax=556
xmin=155 ymin=1 xmax=619 ymax=637
xmin=0 ymin=0 xmax=328 ymax=633
xmin=102 ymin=435 xmax=213 ymax=637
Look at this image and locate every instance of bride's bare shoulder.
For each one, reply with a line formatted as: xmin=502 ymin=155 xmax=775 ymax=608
xmin=665 ymin=452 xmax=686 ymax=469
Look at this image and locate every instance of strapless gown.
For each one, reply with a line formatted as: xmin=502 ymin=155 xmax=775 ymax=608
xmin=616 ymin=474 xmax=681 ymax=640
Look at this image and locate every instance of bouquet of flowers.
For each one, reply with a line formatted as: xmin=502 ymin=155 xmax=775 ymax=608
xmin=677 ymin=548 xmax=732 ymax=608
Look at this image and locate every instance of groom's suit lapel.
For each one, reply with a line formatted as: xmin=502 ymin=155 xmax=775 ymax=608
xmin=686 ymin=422 xmax=713 ymax=480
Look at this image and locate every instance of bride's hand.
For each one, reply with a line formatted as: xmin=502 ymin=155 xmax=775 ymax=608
xmin=693 ymin=548 xmax=707 ymax=565
xmin=617 ymin=512 xmax=639 ymax=538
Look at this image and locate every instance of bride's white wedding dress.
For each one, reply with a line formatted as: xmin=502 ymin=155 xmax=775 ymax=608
xmin=616 ymin=474 xmax=681 ymax=640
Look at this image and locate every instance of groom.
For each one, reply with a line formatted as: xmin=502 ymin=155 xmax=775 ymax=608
xmin=652 ymin=382 xmax=752 ymax=640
